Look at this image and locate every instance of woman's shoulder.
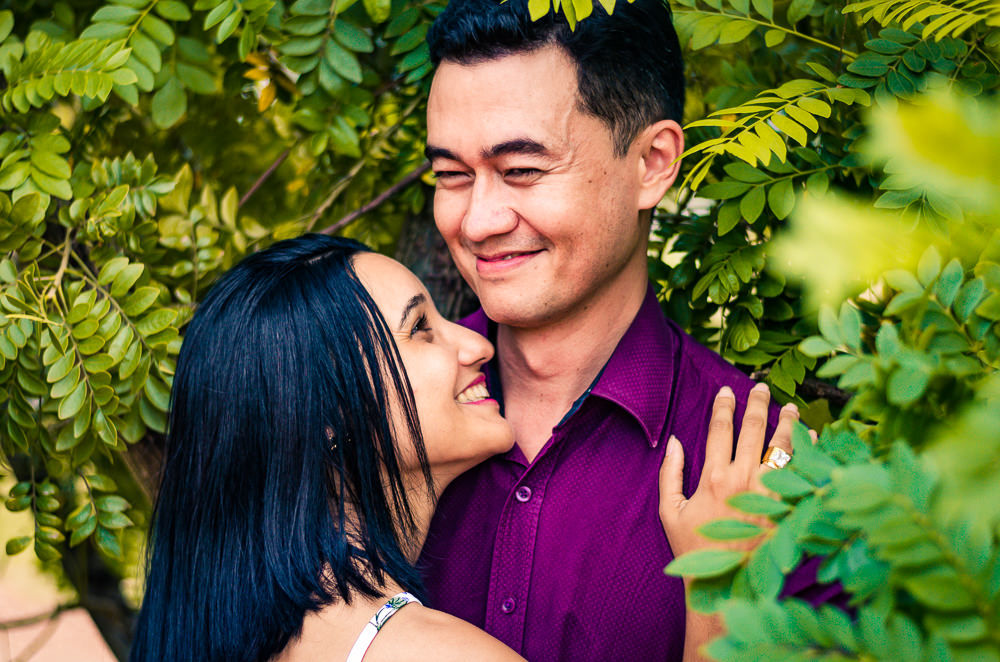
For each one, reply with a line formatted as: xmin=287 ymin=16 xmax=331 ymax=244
xmin=365 ymin=603 xmax=527 ymax=662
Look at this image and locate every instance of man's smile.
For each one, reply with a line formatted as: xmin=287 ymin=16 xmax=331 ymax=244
xmin=474 ymin=249 xmax=544 ymax=275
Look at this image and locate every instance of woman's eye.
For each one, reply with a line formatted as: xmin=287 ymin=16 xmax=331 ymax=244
xmin=410 ymin=313 xmax=432 ymax=337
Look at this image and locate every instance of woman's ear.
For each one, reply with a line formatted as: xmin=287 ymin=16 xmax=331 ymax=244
xmin=636 ymin=119 xmax=685 ymax=211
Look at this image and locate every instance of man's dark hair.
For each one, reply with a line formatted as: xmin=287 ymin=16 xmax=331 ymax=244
xmin=132 ymin=234 xmax=433 ymax=662
xmin=427 ymin=0 xmax=685 ymax=156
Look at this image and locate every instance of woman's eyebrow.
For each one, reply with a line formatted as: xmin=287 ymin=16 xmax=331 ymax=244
xmin=399 ymin=293 xmax=426 ymax=329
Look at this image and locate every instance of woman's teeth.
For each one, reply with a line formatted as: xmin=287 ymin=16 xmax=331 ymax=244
xmin=456 ymin=382 xmax=490 ymax=403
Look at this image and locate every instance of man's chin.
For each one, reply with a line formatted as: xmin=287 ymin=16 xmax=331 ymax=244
xmin=478 ymin=293 xmax=559 ymax=329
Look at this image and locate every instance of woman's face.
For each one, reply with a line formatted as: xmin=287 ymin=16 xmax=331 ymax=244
xmin=353 ymin=253 xmax=515 ymax=481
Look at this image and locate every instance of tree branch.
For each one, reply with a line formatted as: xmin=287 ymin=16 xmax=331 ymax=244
xmin=318 ymin=162 xmax=431 ymax=236
xmin=0 ymin=603 xmax=78 ymax=631
xmin=239 ymin=147 xmax=292 ymax=209
xmin=305 ymin=95 xmax=424 ymax=231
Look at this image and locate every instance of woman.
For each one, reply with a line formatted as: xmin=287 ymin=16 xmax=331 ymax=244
xmin=132 ymin=233 xmax=524 ymax=662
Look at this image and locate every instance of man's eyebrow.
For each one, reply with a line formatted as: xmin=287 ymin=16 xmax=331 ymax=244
xmin=424 ymin=139 xmax=551 ymax=163
xmin=424 ymin=145 xmax=460 ymax=162
xmin=482 ymin=138 xmax=550 ymax=160
xmin=399 ymin=293 xmax=426 ymax=329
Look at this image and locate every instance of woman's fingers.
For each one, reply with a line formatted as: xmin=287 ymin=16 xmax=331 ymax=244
xmin=733 ymin=383 xmax=772 ymax=469
xmin=704 ymin=386 xmax=736 ymax=471
xmin=658 ymin=435 xmax=687 ymax=525
xmin=767 ymin=403 xmax=799 ymax=457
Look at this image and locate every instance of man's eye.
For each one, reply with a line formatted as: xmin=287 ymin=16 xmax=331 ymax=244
xmin=504 ymin=168 xmax=542 ymax=179
xmin=433 ymin=170 xmax=467 ymax=180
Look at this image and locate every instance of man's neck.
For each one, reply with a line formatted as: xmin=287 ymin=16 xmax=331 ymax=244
xmin=496 ymin=277 xmax=648 ymax=463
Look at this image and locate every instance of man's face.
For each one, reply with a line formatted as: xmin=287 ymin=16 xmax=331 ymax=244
xmin=426 ymin=45 xmax=651 ymax=329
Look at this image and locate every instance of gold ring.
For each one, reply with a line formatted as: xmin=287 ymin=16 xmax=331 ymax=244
xmin=762 ymin=446 xmax=792 ymax=469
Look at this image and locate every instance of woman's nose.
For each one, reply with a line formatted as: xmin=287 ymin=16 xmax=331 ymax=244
xmin=449 ymin=321 xmax=494 ymax=367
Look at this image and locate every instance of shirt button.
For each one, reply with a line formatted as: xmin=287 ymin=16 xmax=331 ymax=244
xmin=500 ymin=598 xmax=516 ymax=614
xmin=515 ymin=486 xmax=532 ymax=503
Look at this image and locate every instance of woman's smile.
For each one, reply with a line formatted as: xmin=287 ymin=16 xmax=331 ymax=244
xmin=455 ymin=374 xmax=495 ymax=404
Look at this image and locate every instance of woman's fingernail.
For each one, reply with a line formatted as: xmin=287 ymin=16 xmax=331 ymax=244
xmin=752 ymin=382 xmax=770 ymax=393
xmin=783 ymin=402 xmax=799 ymax=415
xmin=718 ymin=386 xmax=734 ymax=398
xmin=666 ymin=435 xmax=679 ymax=456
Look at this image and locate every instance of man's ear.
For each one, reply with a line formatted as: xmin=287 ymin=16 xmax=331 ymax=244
xmin=636 ymin=119 xmax=684 ymax=211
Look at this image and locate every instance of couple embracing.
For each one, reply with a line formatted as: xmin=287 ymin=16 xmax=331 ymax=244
xmin=132 ymin=1 xmax=834 ymax=661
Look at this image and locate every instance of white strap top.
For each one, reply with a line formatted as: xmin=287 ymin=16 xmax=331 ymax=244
xmin=345 ymin=592 xmax=421 ymax=662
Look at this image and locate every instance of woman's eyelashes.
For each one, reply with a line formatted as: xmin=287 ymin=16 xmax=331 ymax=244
xmin=409 ymin=312 xmax=432 ymax=338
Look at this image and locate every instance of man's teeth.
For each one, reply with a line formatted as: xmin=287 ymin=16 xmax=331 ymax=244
xmin=456 ymin=382 xmax=490 ymax=403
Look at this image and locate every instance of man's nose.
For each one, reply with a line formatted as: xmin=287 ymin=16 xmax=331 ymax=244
xmin=461 ymin=176 xmax=517 ymax=243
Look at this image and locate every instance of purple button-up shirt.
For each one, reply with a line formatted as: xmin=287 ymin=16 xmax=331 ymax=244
xmin=419 ymin=288 xmax=833 ymax=661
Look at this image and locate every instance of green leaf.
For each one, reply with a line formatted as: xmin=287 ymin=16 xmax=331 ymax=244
xmin=750 ymin=0 xmax=773 ymax=20
xmin=529 ymin=0 xmax=551 ymax=20
xmin=903 ymin=567 xmax=975 ymax=610
xmin=760 ymin=467 xmax=814 ymax=497
xmin=887 ymin=364 xmax=931 ymax=406
xmin=935 ymin=259 xmax=963 ymax=308
xmin=156 ymin=1 xmax=193 ymax=20
xmin=98 ymin=258 xmax=130 ymax=287
xmin=0 ymin=161 xmax=30 ymax=190
xmin=58 ymin=381 xmax=88 ymax=419
xmin=698 ymin=519 xmax=764 ymax=540
xmin=0 ymin=258 xmax=16 ymax=283
xmin=766 ymin=179 xmax=795 ymax=220
xmin=86 ymin=474 xmax=118 ymax=492
xmin=30 ymin=167 xmax=72 ymax=199
xmin=144 ymin=376 xmax=171 ymax=411
xmin=701 ymin=180 xmax=752 ymax=199
xmin=739 ymin=186 xmax=766 ymax=223
xmin=30 ymin=150 xmax=71 ymax=179
xmin=839 ymin=303 xmax=862 ymax=350
xmin=665 ymin=549 xmax=746 ymax=578
xmin=363 ymin=0 xmax=391 ymax=23
xmin=917 ymin=245 xmax=942 ymax=286
xmin=111 ymin=263 xmax=144 ymax=297
xmin=137 ymin=308 xmax=176 ymax=336
xmin=717 ymin=202 xmax=741 ymax=235
xmin=5 ymin=536 xmax=31 ymax=555
xmin=152 ymin=77 xmax=186 ymax=128
xmin=727 ymin=492 xmax=791 ymax=516
xmin=123 ymin=287 xmax=160 ymax=317
xmin=324 ymin=39 xmax=362 ymax=83
xmin=70 ymin=518 xmax=97 ymax=547
xmin=0 ymin=10 xmax=13 ymax=42
xmin=96 ymin=495 xmax=130 ymax=512
xmin=142 ymin=14 xmax=176 ymax=45
xmin=95 ymin=526 xmax=123 ymax=559
xmin=953 ymin=277 xmax=985 ymax=320
xmin=787 ymin=0 xmax=814 ymax=23
xmin=98 ymin=511 xmax=133 ymax=529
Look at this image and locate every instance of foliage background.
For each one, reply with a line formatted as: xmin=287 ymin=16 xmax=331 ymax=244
xmin=0 ymin=0 xmax=998 ymax=659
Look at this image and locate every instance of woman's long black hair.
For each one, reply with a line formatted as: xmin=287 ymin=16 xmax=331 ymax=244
xmin=131 ymin=234 xmax=433 ymax=662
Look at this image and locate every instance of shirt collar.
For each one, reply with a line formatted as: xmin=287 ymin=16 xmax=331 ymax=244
xmin=459 ymin=285 xmax=678 ymax=449
xmin=587 ymin=285 xmax=677 ymax=448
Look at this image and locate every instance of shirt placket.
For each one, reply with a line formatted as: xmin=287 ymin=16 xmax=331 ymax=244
xmin=484 ymin=432 xmax=559 ymax=651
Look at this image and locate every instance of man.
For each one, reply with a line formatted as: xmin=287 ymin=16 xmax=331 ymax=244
xmin=417 ymin=1 xmax=834 ymax=660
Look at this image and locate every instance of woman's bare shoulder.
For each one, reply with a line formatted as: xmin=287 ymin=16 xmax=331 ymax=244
xmin=366 ymin=604 xmax=527 ymax=662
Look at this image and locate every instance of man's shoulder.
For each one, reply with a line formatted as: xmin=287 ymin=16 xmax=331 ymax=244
xmin=664 ymin=316 xmax=764 ymax=403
